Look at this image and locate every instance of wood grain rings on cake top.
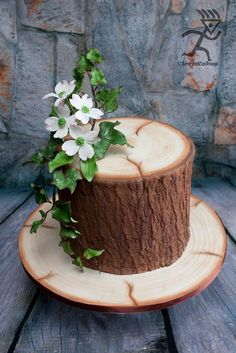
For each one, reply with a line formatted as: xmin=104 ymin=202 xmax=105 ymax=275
xmin=59 ymin=117 xmax=195 ymax=275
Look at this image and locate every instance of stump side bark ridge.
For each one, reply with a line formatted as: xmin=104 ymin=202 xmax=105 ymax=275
xmin=60 ymin=117 xmax=195 ymax=275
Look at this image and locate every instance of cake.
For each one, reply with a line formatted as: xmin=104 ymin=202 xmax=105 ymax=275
xmin=59 ymin=116 xmax=195 ymax=275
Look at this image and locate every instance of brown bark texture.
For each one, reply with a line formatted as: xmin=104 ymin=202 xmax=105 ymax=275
xmin=59 ymin=154 xmax=194 ymax=275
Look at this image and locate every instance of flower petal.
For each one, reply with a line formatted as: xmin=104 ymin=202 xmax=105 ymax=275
xmin=70 ymin=94 xmax=82 ymax=110
xmin=81 ymin=94 xmax=93 ymax=108
xmin=55 ymin=80 xmax=67 ymax=95
xmin=42 ymin=93 xmax=58 ymax=99
xmin=54 ymin=126 xmax=68 ymax=138
xmin=75 ymin=111 xmax=90 ymax=124
xmin=54 ymin=98 xmax=62 ymax=107
xmin=66 ymin=115 xmax=76 ymax=127
xmin=69 ymin=125 xmax=84 ymax=139
xmin=89 ymin=108 xmax=104 ymax=119
xmin=57 ymin=104 xmax=70 ymax=118
xmin=84 ymin=130 xmax=99 ymax=144
xmin=62 ymin=140 xmax=79 ymax=156
xmin=66 ymin=80 xmax=76 ymax=96
xmin=45 ymin=117 xmax=58 ymax=131
xmin=79 ymin=143 xmax=94 ymax=161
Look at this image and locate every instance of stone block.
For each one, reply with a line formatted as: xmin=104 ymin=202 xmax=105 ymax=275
xmin=219 ymin=19 xmax=236 ymax=105
xmin=193 ymin=142 xmax=236 ymax=178
xmin=184 ymin=1 xmax=227 ymax=28
xmin=0 ymin=0 xmax=17 ymax=43
xmin=113 ymin=2 xmax=184 ymax=92
xmin=87 ymin=0 xmax=153 ymax=115
xmin=180 ymin=32 xmax=221 ymax=91
xmin=0 ymin=118 xmax=7 ymax=134
xmin=215 ymin=106 xmax=236 ymax=144
xmin=0 ymin=133 xmax=47 ymax=187
xmin=56 ymin=34 xmax=83 ymax=82
xmin=171 ymin=0 xmax=186 ymax=14
xmin=177 ymin=4 xmax=224 ymax=92
xmin=19 ymin=0 xmax=85 ymax=34
xmin=149 ymin=89 xmax=216 ymax=142
xmin=227 ymin=0 xmax=236 ymax=22
xmin=12 ymin=30 xmax=54 ymax=138
xmin=0 ymin=35 xmax=14 ymax=123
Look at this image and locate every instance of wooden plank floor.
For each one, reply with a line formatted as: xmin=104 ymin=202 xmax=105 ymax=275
xmin=0 ymin=177 xmax=235 ymax=353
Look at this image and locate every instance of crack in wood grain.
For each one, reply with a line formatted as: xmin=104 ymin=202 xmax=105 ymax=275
xmin=193 ymin=251 xmax=224 ymax=258
xmin=125 ymin=281 xmax=138 ymax=306
xmin=37 ymin=271 xmax=57 ymax=282
xmin=125 ymin=121 xmax=153 ymax=177
xmin=24 ymin=224 xmax=57 ymax=229
xmin=136 ymin=121 xmax=153 ymax=135
xmin=126 ymin=157 xmax=143 ymax=177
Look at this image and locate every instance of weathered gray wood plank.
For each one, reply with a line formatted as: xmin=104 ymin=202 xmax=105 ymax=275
xmin=0 ymin=189 xmax=30 ymax=223
xmin=169 ymin=177 xmax=236 ymax=353
xmin=192 ymin=177 xmax=236 ymax=240
xmin=0 ymin=191 xmax=169 ymax=353
xmin=169 ymin=237 xmax=236 ymax=353
xmin=0 ymin=195 xmax=38 ymax=353
xmin=14 ymin=294 xmax=169 ymax=353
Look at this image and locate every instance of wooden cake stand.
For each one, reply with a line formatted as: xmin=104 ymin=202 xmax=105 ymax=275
xmin=19 ymin=196 xmax=226 ymax=313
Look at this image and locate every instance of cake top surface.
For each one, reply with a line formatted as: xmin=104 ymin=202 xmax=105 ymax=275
xmin=80 ymin=117 xmax=194 ymax=180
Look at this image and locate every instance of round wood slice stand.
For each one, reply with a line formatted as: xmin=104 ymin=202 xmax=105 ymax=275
xmin=59 ymin=117 xmax=195 ymax=275
xmin=19 ymin=196 xmax=226 ymax=313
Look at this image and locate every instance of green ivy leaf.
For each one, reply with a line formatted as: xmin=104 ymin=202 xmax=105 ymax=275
xmin=31 ymin=184 xmax=50 ymax=204
xmin=93 ymin=138 xmax=111 ymax=160
xmin=30 ymin=210 xmax=47 ymax=234
xmin=48 ymin=151 xmax=73 ymax=173
xmin=59 ymin=240 xmax=74 ymax=256
xmin=52 ymin=168 xmax=81 ymax=194
xmin=51 ymin=200 xmax=72 ymax=223
xmin=30 ymin=220 xmax=43 ymax=233
xmin=50 ymin=106 xmax=59 ymax=117
xmin=43 ymin=136 xmax=62 ymax=160
xmin=72 ymin=256 xmax=83 ymax=269
xmin=78 ymin=55 xmax=93 ymax=73
xmin=99 ymin=121 xmax=127 ymax=145
xmin=86 ymin=48 xmax=104 ymax=64
xmin=31 ymin=136 xmax=61 ymax=167
xmin=84 ymin=248 xmax=105 ymax=260
xmin=94 ymin=121 xmax=130 ymax=159
xmin=80 ymin=156 xmax=98 ymax=182
xmin=96 ymin=87 xmax=122 ymax=113
xmin=73 ymin=67 xmax=84 ymax=91
xmin=90 ymin=68 xmax=106 ymax=86
xmin=31 ymin=151 xmax=44 ymax=166
xmin=60 ymin=225 xmax=80 ymax=239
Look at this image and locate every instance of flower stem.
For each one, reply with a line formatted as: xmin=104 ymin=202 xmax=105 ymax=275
xmin=86 ymin=71 xmax=98 ymax=131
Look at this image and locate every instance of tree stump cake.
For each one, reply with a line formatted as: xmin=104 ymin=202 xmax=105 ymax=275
xmin=59 ymin=117 xmax=195 ymax=275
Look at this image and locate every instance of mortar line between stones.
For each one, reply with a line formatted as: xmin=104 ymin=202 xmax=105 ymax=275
xmin=20 ymin=23 xmax=83 ymax=36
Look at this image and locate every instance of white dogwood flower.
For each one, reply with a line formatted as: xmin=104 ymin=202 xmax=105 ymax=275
xmin=62 ymin=125 xmax=100 ymax=160
xmin=43 ymin=80 xmax=76 ymax=106
xmin=45 ymin=105 xmax=75 ymax=138
xmin=70 ymin=94 xmax=104 ymax=124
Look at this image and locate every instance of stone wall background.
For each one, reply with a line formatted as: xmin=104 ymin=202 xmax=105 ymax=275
xmin=0 ymin=0 xmax=235 ymax=187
